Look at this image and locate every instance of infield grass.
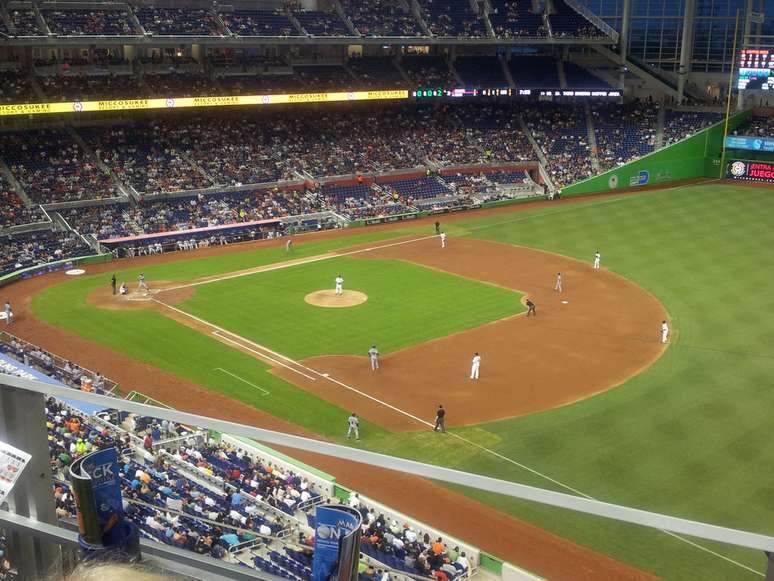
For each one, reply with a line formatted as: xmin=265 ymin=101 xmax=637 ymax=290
xmin=32 ymin=183 xmax=774 ymax=580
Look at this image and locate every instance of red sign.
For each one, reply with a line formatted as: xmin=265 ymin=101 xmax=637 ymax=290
xmin=726 ymin=160 xmax=774 ymax=182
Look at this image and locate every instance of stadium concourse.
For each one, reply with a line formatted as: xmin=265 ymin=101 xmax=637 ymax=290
xmin=0 ymin=200 xmax=664 ymax=581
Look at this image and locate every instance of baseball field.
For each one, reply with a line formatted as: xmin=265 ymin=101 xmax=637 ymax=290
xmin=13 ymin=181 xmax=774 ymax=580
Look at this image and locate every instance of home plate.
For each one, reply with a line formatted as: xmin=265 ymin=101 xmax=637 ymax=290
xmin=562 ymin=300 xmax=569 ymax=304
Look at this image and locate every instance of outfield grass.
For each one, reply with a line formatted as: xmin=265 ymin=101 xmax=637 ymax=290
xmin=32 ymin=184 xmax=774 ymax=580
xmin=179 ymin=256 xmax=522 ymax=359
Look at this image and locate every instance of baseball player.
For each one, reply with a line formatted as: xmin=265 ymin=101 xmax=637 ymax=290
xmin=368 ymin=345 xmax=379 ymax=370
xmin=594 ymin=251 xmax=601 ymax=270
xmin=660 ymin=320 xmax=669 ymax=344
xmin=554 ymin=272 xmax=563 ymax=293
xmin=440 ymin=232 xmax=447 ymax=248
xmin=470 ymin=352 xmax=481 ymax=380
xmin=137 ymin=273 xmax=149 ymax=292
xmin=3 ymin=301 xmax=12 ymax=325
xmin=433 ymin=405 xmax=446 ymax=433
xmin=285 ymin=238 xmax=293 ymax=253
xmin=111 ymin=274 xmax=117 ymax=295
xmin=526 ymin=298 xmax=536 ymax=317
xmin=335 ymin=274 xmax=344 ymax=296
xmin=347 ymin=412 xmax=360 ymax=440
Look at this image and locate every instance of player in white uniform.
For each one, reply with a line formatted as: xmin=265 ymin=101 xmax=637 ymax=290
xmin=594 ymin=251 xmax=601 ymax=270
xmin=470 ymin=352 xmax=481 ymax=380
xmin=368 ymin=345 xmax=379 ymax=370
xmin=286 ymin=238 xmax=293 ymax=253
xmin=660 ymin=320 xmax=669 ymax=344
xmin=554 ymin=272 xmax=563 ymax=293
xmin=440 ymin=232 xmax=447 ymax=248
xmin=335 ymin=275 xmax=344 ymax=295
xmin=347 ymin=413 xmax=360 ymax=440
xmin=4 ymin=301 xmax=12 ymax=325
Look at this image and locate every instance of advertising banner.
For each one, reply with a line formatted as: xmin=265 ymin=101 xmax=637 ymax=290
xmin=70 ymin=447 xmax=124 ymax=545
xmin=726 ymin=160 xmax=774 ymax=183
xmin=0 ymin=441 xmax=31 ymax=506
xmin=725 ymin=135 xmax=774 ymax=152
xmin=312 ymin=505 xmax=362 ymax=581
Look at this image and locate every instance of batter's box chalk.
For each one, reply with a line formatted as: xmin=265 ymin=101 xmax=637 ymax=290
xmin=562 ymin=300 xmax=569 ymax=304
xmin=321 ymin=373 xmax=330 ymax=377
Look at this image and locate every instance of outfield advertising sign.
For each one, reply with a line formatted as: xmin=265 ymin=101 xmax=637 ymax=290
xmin=726 ymin=160 xmax=774 ymax=182
xmin=629 ymin=170 xmax=649 ymax=186
xmin=725 ymin=135 xmax=774 ymax=152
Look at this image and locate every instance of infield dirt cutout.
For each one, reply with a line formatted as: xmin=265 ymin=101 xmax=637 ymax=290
xmin=305 ymin=289 xmax=368 ymax=308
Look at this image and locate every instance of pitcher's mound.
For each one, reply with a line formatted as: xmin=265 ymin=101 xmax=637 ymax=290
xmin=305 ymin=289 xmax=368 ymax=308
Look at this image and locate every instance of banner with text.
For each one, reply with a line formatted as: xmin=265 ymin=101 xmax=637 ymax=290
xmin=312 ymin=505 xmax=362 ymax=581
xmin=726 ymin=160 xmax=774 ymax=182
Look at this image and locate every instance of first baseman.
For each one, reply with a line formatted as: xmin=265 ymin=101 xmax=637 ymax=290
xmin=470 ymin=352 xmax=481 ymax=380
xmin=347 ymin=412 xmax=360 ymax=440
xmin=335 ymin=274 xmax=344 ymax=295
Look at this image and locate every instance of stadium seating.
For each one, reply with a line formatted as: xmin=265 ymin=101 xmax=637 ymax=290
xmin=0 ymin=129 xmax=117 ymax=203
xmin=217 ymin=74 xmax=307 ymax=95
xmin=38 ymin=73 xmax=148 ymax=101
xmin=730 ymin=113 xmax=774 ymax=137
xmin=143 ymin=72 xmax=221 ymax=98
xmin=401 ymin=55 xmax=458 ymax=87
xmin=454 ymin=56 xmax=508 ymax=87
xmin=294 ymin=65 xmax=353 ymax=91
xmin=0 ymin=229 xmax=95 ymax=277
xmin=133 ymin=6 xmax=221 ymax=35
xmin=341 ymin=0 xmax=423 ymax=37
xmin=219 ymin=8 xmax=300 ymax=37
xmin=9 ymin=8 xmax=43 ymax=35
xmin=418 ymin=0 xmax=487 ymax=37
xmin=489 ymin=0 xmax=547 ymax=38
xmin=0 ymin=175 xmax=46 ymax=228
xmin=549 ymin=0 xmax=605 ymax=37
xmin=41 ymin=8 xmax=138 ymax=36
xmin=293 ymin=9 xmax=351 ymax=36
xmin=523 ymin=103 xmax=593 ymax=187
xmin=592 ymin=102 xmax=658 ymax=169
xmin=347 ymin=57 xmax=408 ymax=89
xmin=663 ymin=110 xmax=722 ymax=145
xmin=0 ymin=70 xmax=36 ymax=103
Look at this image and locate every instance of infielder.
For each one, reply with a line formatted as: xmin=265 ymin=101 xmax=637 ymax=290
xmin=526 ymin=298 xmax=536 ymax=317
xmin=554 ymin=272 xmax=563 ymax=293
xmin=433 ymin=405 xmax=446 ymax=433
xmin=660 ymin=320 xmax=669 ymax=344
xmin=286 ymin=238 xmax=293 ymax=253
xmin=347 ymin=412 xmax=360 ymax=440
xmin=137 ymin=273 xmax=149 ymax=292
xmin=3 ymin=301 xmax=12 ymax=325
xmin=594 ymin=251 xmax=601 ymax=270
xmin=470 ymin=352 xmax=481 ymax=380
xmin=335 ymin=274 xmax=344 ymax=296
xmin=440 ymin=232 xmax=447 ymax=248
xmin=368 ymin=345 xmax=379 ymax=370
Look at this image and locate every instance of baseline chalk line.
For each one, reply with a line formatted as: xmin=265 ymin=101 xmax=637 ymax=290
xmin=214 ymin=367 xmax=270 ymax=396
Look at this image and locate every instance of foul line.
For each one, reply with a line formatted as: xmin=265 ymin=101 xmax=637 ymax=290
xmin=211 ymin=332 xmax=316 ymax=382
xmin=159 ymin=234 xmax=438 ymax=293
xmin=214 ymin=367 xmax=269 ymax=396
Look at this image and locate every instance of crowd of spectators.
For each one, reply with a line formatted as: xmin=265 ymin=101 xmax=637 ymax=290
xmin=0 ymin=176 xmax=46 ymax=228
xmin=218 ymin=8 xmax=299 ymax=37
xmin=0 ymin=530 xmax=12 ymax=580
xmin=732 ymin=113 xmax=774 ymax=138
xmin=489 ymin=0 xmax=547 ymax=38
xmin=38 ymin=73 xmax=147 ymax=101
xmin=342 ymin=0 xmax=423 ymax=37
xmin=0 ymin=129 xmax=117 ymax=203
xmin=144 ymin=72 xmax=222 ymax=97
xmin=663 ymin=110 xmax=722 ymax=145
xmin=41 ymin=8 xmax=137 ymax=36
xmin=524 ymin=104 xmax=593 ymax=187
xmin=592 ymin=101 xmax=658 ymax=170
xmin=401 ymin=55 xmax=458 ymax=87
xmin=347 ymin=57 xmax=408 ymax=89
xmin=133 ymin=6 xmax=222 ymax=35
xmin=549 ymin=0 xmax=606 ymax=37
xmin=0 ymin=229 xmax=94 ymax=276
xmin=0 ymin=71 xmax=35 ymax=103
xmin=57 ymin=204 xmax=133 ymax=240
xmin=8 ymin=9 xmax=42 ymax=36
xmin=293 ymin=9 xmax=351 ymax=36
xmin=418 ymin=0 xmax=487 ymax=37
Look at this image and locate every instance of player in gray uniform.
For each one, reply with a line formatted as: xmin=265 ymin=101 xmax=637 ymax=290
xmin=347 ymin=413 xmax=360 ymax=440
xmin=554 ymin=272 xmax=563 ymax=293
xmin=3 ymin=301 xmax=12 ymax=325
xmin=368 ymin=345 xmax=379 ymax=370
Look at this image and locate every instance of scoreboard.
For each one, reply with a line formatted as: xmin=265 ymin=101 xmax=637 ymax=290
xmin=737 ymin=49 xmax=774 ymax=90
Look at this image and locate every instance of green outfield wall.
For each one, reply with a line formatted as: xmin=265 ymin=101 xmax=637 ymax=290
xmin=561 ymin=111 xmax=750 ymax=196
